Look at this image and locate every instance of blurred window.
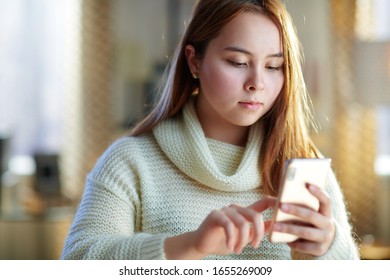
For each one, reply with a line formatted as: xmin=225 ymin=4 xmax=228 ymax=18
xmin=0 ymin=0 xmax=78 ymax=156
xmin=356 ymin=0 xmax=390 ymax=40
xmin=356 ymin=0 xmax=390 ymax=176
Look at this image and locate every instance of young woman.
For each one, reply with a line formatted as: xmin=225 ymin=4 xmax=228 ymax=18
xmin=61 ymin=0 xmax=359 ymax=260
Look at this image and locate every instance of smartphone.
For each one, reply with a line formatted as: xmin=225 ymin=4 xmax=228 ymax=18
xmin=268 ymin=158 xmax=332 ymax=243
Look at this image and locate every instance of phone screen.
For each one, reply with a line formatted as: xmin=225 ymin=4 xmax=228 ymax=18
xmin=268 ymin=158 xmax=332 ymax=243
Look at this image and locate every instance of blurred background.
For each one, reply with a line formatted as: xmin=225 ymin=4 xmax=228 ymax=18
xmin=0 ymin=0 xmax=389 ymax=260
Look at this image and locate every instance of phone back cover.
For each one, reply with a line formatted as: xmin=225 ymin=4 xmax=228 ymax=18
xmin=269 ymin=158 xmax=331 ymax=243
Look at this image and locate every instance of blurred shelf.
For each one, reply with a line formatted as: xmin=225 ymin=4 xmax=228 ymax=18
xmin=0 ymin=206 xmax=75 ymax=222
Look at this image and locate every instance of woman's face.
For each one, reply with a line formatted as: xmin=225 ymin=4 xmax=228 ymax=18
xmin=186 ymin=11 xmax=284 ymax=144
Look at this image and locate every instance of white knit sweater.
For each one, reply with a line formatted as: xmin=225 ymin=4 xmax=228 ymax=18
xmin=61 ymin=100 xmax=360 ymax=260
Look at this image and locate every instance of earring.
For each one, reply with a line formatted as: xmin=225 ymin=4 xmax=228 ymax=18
xmin=192 ymin=87 xmax=200 ymax=96
xmin=192 ymin=73 xmax=199 ymax=79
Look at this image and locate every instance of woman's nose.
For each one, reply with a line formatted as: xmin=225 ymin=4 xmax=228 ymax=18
xmin=244 ymin=68 xmax=265 ymax=92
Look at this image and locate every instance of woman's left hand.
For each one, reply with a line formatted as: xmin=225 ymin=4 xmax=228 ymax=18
xmin=272 ymin=184 xmax=335 ymax=256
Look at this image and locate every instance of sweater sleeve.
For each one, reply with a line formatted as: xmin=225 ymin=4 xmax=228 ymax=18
xmin=291 ymin=171 xmax=360 ymax=260
xmin=61 ymin=139 xmax=171 ymax=260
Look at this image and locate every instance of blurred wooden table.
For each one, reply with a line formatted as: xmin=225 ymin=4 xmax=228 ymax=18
xmin=360 ymin=243 xmax=390 ymax=260
xmin=0 ymin=207 xmax=74 ymax=260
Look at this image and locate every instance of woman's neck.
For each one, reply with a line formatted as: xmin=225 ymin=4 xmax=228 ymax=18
xmin=203 ymin=123 xmax=249 ymax=147
xmin=195 ymin=102 xmax=249 ymax=147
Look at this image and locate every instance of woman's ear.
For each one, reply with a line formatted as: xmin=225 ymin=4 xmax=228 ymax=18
xmin=184 ymin=44 xmax=199 ymax=76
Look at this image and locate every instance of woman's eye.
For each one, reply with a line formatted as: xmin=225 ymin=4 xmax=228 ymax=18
xmin=266 ymin=65 xmax=281 ymax=71
xmin=227 ymin=60 xmax=248 ymax=67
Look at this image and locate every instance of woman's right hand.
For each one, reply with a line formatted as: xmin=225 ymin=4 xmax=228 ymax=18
xmin=164 ymin=196 xmax=276 ymax=259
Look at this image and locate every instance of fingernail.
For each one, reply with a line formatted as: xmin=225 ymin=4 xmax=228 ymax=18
xmin=281 ymin=204 xmax=290 ymax=212
xmin=306 ymin=183 xmax=316 ymax=192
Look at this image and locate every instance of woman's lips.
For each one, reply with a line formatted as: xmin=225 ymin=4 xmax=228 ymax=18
xmin=238 ymin=101 xmax=262 ymax=110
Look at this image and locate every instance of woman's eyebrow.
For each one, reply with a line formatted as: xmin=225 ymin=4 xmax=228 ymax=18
xmin=224 ymin=46 xmax=252 ymax=55
xmin=267 ymin=52 xmax=283 ymax=58
xmin=223 ymin=46 xmax=283 ymax=58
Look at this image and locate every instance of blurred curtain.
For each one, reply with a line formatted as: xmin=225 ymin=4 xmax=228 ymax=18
xmin=61 ymin=0 xmax=115 ymax=200
xmin=331 ymin=0 xmax=379 ymax=240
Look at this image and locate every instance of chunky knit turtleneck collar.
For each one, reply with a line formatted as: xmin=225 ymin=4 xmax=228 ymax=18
xmin=153 ymin=100 xmax=262 ymax=192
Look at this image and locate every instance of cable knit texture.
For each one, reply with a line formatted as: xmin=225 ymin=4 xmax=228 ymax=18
xmin=61 ymin=100 xmax=360 ymax=260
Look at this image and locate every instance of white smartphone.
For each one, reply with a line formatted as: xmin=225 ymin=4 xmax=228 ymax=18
xmin=268 ymin=158 xmax=332 ymax=243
